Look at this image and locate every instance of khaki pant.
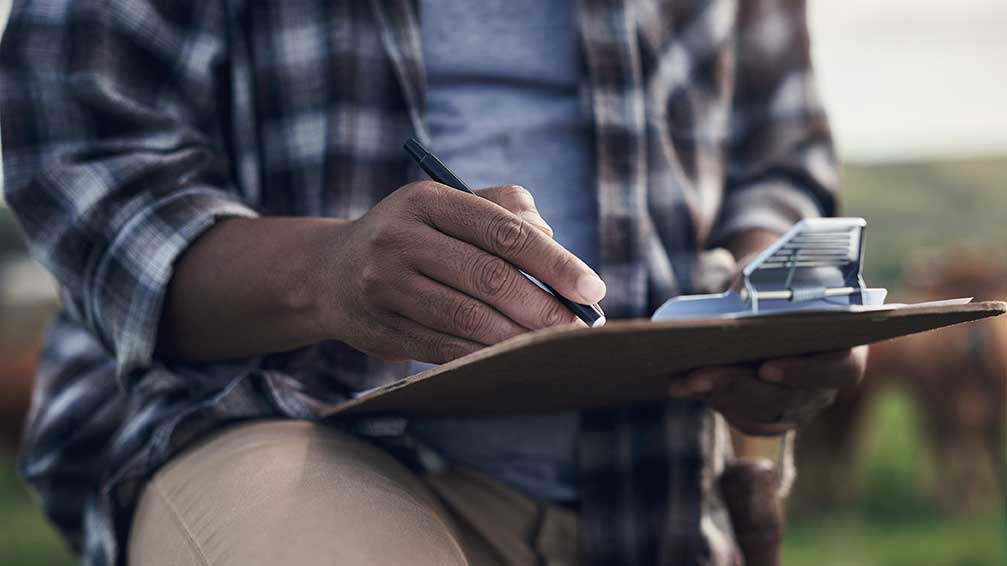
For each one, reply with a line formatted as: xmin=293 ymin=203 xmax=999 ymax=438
xmin=129 ymin=420 xmax=578 ymax=566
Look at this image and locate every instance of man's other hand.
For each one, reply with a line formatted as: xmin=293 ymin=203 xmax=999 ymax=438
xmin=321 ymin=182 xmax=606 ymax=364
xmin=665 ymin=227 xmax=867 ymax=435
xmin=668 ymin=346 xmax=868 ymax=435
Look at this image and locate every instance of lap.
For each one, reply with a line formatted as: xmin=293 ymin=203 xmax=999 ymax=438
xmin=128 ymin=420 xmax=467 ymax=566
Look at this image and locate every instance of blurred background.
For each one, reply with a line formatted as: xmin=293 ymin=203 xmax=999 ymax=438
xmin=0 ymin=0 xmax=1004 ymax=564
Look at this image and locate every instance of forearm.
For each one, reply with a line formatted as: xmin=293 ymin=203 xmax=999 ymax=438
xmin=156 ymin=216 xmax=348 ymax=362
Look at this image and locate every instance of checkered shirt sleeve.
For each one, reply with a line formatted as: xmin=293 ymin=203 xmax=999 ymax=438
xmin=0 ymin=0 xmax=257 ymax=380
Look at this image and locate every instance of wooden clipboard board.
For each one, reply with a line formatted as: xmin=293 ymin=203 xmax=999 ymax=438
xmin=325 ymin=301 xmax=1006 ymax=417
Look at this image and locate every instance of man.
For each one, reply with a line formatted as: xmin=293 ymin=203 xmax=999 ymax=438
xmin=0 ymin=0 xmax=864 ymax=565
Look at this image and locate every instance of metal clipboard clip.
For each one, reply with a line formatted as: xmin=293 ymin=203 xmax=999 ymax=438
xmin=652 ymin=218 xmax=889 ymax=321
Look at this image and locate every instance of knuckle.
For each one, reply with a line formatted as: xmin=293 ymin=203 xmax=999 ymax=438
xmin=401 ymin=180 xmax=433 ymax=196
xmin=448 ymin=340 xmax=473 ymax=361
xmin=395 ymin=182 xmax=422 ymax=205
xmin=485 ymin=214 xmax=532 ymax=257
xmin=480 ymin=184 xmax=532 ymax=209
xmin=432 ymin=336 xmax=469 ymax=362
xmin=541 ymin=300 xmax=570 ymax=328
xmin=398 ymin=181 xmax=439 ymax=209
xmin=452 ymin=300 xmax=490 ymax=336
xmin=357 ymin=263 xmax=383 ymax=296
xmin=470 ymin=255 xmax=516 ymax=298
xmin=365 ymin=222 xmax=402 ymax=252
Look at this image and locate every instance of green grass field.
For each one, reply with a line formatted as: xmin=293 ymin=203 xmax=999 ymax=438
xmin=0 ymin=453 xmax=75 ymax=565
xmin=1 ymin=156 xmax=1004 ymax=565
xmin=782 ymin=388 xmax=1006 ymax=566
xmin=785 ymin=512 xmax=1004 ymax=566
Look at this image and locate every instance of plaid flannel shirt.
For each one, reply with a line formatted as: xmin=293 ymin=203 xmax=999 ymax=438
xmin=1 ymin=0 xmax=837 ymax=564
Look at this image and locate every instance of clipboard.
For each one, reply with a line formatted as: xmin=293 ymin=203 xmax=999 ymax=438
xmin=328 ymin=302 xmax=1005 ymax=417
xmin=324 ymin=218 xmax=1006 ymax=417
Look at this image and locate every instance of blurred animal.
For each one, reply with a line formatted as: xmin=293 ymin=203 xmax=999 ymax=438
xmin=794 ymin=247 xmax=1007 ymax=515
xmin=0 ymin=339 xmax=40 ymax=450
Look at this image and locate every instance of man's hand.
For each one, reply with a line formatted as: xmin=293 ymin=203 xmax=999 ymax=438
xmin=665 ymin=227 xmax=867 ymax=435
xmin=668 ymin=347 xmax=868 ymax=435
xmin=321 ymin=182 xmax=606 ymax=364
xmin=158 ymin=183 xmax=603 ymax=364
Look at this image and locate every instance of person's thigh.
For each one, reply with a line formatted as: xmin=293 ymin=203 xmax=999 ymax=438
xmin=128 ymin=420 xmax=468 ymax=566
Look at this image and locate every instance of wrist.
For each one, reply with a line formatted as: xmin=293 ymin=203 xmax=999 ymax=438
xmin=294 ymin=218 xmax=354 ymax=345
xmin=726 ymin=228 xmax=782 ymax=268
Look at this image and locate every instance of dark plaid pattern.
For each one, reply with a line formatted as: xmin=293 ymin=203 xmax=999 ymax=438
xmin=0 ymin=0 xmax=836 ymax=564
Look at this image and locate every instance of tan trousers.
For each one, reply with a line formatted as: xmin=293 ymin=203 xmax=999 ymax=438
xmin=128 ymin=420 xmax=578 ymax=566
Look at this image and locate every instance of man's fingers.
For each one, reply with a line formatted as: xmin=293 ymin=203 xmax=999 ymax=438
xmin=415 ymin=183 xmax=606 ymax=305
xmin=387 ymin=274 xmax=529 ymax=346
xmin=706 ymin=368 xmax=798 ymax=424
xmin=410 ymin=228 xmax=582 ymax=330
xmin=668 ymin=370 xmax=719 ymax=397
xmin=758 ymin=346 xmax=868 ymax=390
xmin=475 ymin=185 xmax=554 ymax=237
xmin=720 ymin=388 xmax=836 ymax=436
xmin=691 ymin=366 xmax=837 ymax=429
xmin=384 ymin=314 xmax=484 ymax=364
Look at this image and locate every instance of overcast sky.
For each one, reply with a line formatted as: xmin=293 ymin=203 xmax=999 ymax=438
xmin=0 ymin=0 xmax=1005 ymax=163
xmin=810 ymin=0 xmax=1007 ymax=162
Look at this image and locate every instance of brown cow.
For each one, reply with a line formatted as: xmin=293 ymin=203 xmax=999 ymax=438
xmin=794 ymin=247 xmax=1006 ymax=516
xmin=0 ymin=339 xmax=40 ymax=450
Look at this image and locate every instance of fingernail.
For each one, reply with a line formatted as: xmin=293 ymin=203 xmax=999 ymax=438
xmin=576 ymin=273 xmax=606 ymax=303
xmin=761 ymin=365 xmax=784 ymax=383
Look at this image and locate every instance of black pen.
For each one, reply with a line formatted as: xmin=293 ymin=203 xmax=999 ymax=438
xmin=404 ymin=137 xmax=607 ymax=328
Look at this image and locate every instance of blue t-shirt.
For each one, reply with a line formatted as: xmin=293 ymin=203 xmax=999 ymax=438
xmin=408 ymin=0 xmax=596 ymax=502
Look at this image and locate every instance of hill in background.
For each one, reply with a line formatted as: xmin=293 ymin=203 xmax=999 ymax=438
xmin=842 ymin=156 xmax=1007 ymax=292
